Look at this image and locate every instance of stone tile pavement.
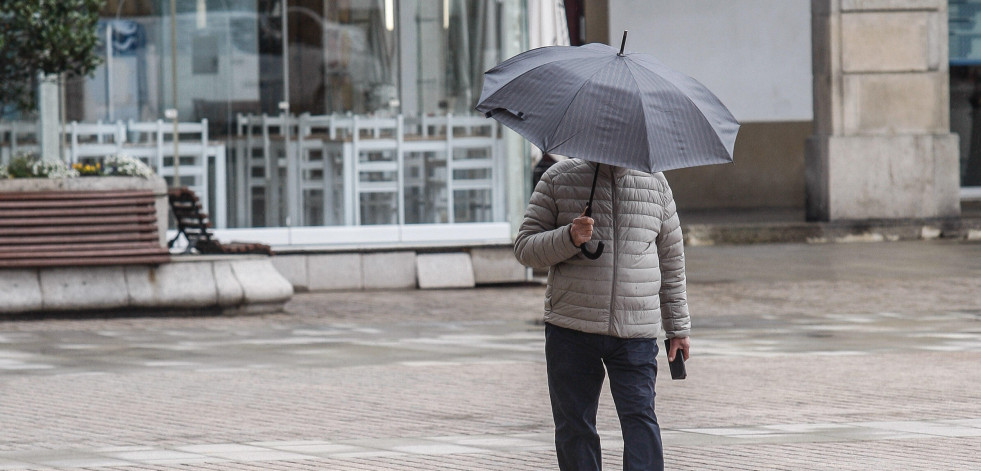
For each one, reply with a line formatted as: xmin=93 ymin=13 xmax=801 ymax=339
xmin=0 ymin=241 xmax=980 ymax=470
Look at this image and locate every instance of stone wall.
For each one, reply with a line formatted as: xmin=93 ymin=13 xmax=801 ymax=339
xmin=668 ymin=121 xmax=812 ymax=210
xmin=807 ymin=0 xmax=960 ymax=220
xmin=0 ymin=256 xmax=293 ymax=315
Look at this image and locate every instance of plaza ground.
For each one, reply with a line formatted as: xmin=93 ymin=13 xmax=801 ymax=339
xmin=1 ymin=240 xmax=980 ymax=470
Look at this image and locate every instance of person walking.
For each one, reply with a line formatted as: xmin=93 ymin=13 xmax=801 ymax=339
xmin=514 ymin=158 xmax=691 ymax=471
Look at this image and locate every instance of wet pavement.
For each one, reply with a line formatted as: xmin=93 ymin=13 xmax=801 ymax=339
xmin=1 ymin=240 xmax=980 ymax=470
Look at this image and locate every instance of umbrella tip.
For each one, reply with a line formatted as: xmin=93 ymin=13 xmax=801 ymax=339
xmin=618 ymin=30 xmax=628 ymax=56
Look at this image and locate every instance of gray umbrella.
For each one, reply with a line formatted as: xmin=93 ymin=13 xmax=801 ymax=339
xmin=476 ymin=32 xmax=739 ymax=258
xmin=476 ymin=35 xmax=738 ymax=172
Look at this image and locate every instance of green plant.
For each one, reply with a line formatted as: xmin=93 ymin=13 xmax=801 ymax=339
xmin=4 ymin=152 xmax=79 ymax=178
xmin=0 ymin=0 xmax=104 ymax=115
xmin=6 ymin=153 xmax=37 ymax=178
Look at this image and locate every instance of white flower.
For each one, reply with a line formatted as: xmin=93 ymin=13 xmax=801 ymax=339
xmin=102 ymin=153 xmax=155 ymax=178
xmin=30 ymin=160 xmax=79 ymax=178
xmin=0 ymin=165 xmax=8 ymax=179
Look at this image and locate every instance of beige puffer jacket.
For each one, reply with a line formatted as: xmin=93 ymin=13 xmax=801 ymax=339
xmin=514 ymin=159 xmax=690 ymax=339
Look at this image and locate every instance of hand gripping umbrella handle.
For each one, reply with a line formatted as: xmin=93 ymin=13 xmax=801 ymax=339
xmin=580 ymin=164 xmax=605 ymax=260
xmin=580 ymin=201 xmax=605 ymax=259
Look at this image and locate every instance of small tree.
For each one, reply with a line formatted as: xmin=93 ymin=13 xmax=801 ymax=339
xmin=0 ymin=0 xmax=104 ymax=117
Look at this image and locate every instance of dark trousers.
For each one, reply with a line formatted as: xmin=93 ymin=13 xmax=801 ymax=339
xmin=545 ymin=323 xmax=663 ymax=471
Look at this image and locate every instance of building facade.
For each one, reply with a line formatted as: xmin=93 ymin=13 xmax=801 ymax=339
xmin=4 ymin=0 xmax=977 ymax=251
xmin=593 ymin=0 xmax=976 ymax=221
xmin=50 ymin=0 xmax=531 ymax=246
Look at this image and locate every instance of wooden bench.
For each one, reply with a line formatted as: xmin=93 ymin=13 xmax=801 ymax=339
xmin=168 ymin=187 xmax=272 ymax=255
xmin=0 ymin=190 xmax=171 ymax=268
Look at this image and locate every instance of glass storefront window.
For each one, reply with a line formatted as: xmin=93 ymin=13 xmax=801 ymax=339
xmin=950 ymin=67 xmax=981 ymax=187
xmin=66 ymin=0 xmax=261 ymax=135
xmin=950 ymin=1 xmax=981 ymax=188
xmin=401 ymin=0 xmax=501 ymax=117
xmin=56 ymin=0 xmax=520 ymax=232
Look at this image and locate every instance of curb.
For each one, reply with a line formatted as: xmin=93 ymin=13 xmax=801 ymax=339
xmin=683 ymin=216 xmax=981 ymax=246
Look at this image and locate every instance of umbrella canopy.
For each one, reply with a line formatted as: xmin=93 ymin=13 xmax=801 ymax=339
xmin=475 ymin=40 xmax=739 ymax=173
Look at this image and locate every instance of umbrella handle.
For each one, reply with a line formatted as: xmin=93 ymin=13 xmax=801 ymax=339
xmin=580 ymin=164 xmax=604 ymax=260
xmin=581 ymin=241 xmax=605 ymax=260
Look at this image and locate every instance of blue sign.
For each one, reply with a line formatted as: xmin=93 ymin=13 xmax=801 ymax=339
xmin=98 ymin=20 xmax=146 ymax=57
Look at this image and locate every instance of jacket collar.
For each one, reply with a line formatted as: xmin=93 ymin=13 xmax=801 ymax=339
xmin=592 ymin=161 xmax=631 ymax=180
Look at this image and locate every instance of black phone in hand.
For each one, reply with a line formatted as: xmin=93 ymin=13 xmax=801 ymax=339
xmin=664 ymin=339 xmax=687 ymax=380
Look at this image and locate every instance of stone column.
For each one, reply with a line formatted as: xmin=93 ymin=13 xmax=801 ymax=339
xmin=38 ymin=75 xmax=62 ymax=162
xmin=807 ymin=0 xmax=960 ymax=221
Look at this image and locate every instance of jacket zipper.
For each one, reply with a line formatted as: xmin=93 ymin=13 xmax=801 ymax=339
xmin=608 ymin=170 xmax=618 ymax=336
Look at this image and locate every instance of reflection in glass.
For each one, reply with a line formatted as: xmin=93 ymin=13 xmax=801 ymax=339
xmin=57 ymin=0 xmax=517 ymax=229
xmin=950 ymin=66 xmax=981 ymax=187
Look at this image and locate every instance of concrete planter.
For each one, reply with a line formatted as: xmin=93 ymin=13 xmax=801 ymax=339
xmin=0 ymin=255 xmax=294 ymax=315
xmin=0 ymin=176 xmax=295 ymax=315
xmin=0 ymin=175 xmax=169 ymax=247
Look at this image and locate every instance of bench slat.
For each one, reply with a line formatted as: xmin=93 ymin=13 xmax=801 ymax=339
xmin=0 ymin=224 xmax=158 ymax=236
xmin=0 ymin=255 xmax=171 ymax=268
xmin=0 ymin=189 xmax=170 ymax=267
xmin=0 ymin=215 xmax=158 ymax=227
xmin=174 ymin=220 xmax=211 ymax=228
xmin=0 ymin=198 xmax=156 ymax=209
xmin=0 ymin=206 xmax=157 ymax=218
xmin=0 ymin=233 xmax=159 ymax=245
xmin=0 ymin=190 xmax=156 ymax=200
xmin=0 ymin=241 xmax=162 ymax=253
xmin=0 ymin=246 xmax=167 ymax=260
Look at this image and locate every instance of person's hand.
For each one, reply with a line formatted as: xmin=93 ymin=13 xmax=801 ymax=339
xmin=668 ymin=336 xmax=690 ymax=362
xmin=570 ymin=208 xmax=594 ymax=247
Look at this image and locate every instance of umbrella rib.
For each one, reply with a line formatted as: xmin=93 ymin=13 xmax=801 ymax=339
xmin=546 ymin=128 xmax=586 ymax=152
xmin=622 ymin=60 xmax=732 ymax=165
xmin=608 ymin=59 xmax=652 ymax=168
xmin=542 ymin=56 xmax=620 ymax=152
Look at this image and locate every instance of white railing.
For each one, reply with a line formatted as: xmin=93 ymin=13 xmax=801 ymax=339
xmin=231 ymin=113 xmax=505 ymax=230
xmin=0 ymin=119 xmax=226 ymax=228
xmin=0 ymin=120 xmax=39 ymax=165
xmin=3 ymin=114 xmax=505 ymax=239
xmin=118 ymin=119 xmax=227 ymax=229
xmin=168 ymin=222 xmax=513 ymax=250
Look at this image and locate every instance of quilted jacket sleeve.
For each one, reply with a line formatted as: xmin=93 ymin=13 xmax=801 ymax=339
xmin=513 ymin=170 xmax=581 ymax=270
xmin=655 ymin=180 xmax=691 ymax=338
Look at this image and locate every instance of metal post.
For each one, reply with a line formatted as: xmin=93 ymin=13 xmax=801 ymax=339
xmin=106 ymin=23 xmax=114 ymax=122
xmin=59 ymin=73 xmax=67 ymax=161
xmin=281 ymin=0 xmax=290 ymax=108
xmin=170 ymin=0 xmax=180 ymax=188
